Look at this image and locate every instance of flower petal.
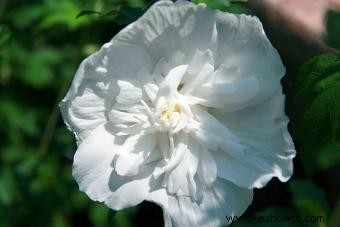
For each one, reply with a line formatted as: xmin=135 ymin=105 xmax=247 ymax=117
xmin=157 ymin=64 xmax=188 ymax=98
xmin=73 ymin=124 xmax=152 ymax=210
xmin=114 ymin=0 xmax=217 ymax=67
xmin=213 ymin=13 xmax=286 ymax=111
xmin=192 ymin=77 xmax=260 ymax=108
xmin=147 ymin=178 xmax=253 ymax=226
xmin=197 ymin=146 xmax=217 ymax=187
xmin=60 ymin=44 xmax=114 ymax=142
xmin=211 ymin=90 xmax=296 ymax=188
xmin=186 ymin=49 xmax=214 ymax=76
xmin=60 ymin=43 xmax=151 ymax=142
xmin=116 ymin=80 xmax=143 ymax=104
xmin=191 ymin=108 xmax=245 ymax=157
xmin=115 ymin=133 xmax=157 ymax=177
xmin=143 ymin=82 xmax=159 ymax=104
xmin=108 ymin=109 xmax=146 ymax=124
xmin=166 ymin=136 xmax=200 ymax=197
xmin=62 ymin=90 xmax=106 ymax=143
xmin=180 ymin=62 xmax=214 ymax=95
xmin=106 ymin=44 xmax=152 ymax=82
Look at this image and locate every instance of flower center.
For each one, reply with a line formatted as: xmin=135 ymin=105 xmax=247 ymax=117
xmin=152 ymin=97 xmax=193 ymax=134
xmin=159 ymin=103 xmax=182 ymax=127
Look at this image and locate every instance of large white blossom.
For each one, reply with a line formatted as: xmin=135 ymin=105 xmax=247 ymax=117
xmin=60 ymin=1 xmax=296 ymax=226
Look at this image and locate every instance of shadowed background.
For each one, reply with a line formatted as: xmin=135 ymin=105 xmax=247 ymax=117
xmin=0 ymin=0 xmax=339 ymax=226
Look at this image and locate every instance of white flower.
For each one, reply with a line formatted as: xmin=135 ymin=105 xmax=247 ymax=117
xmin=60 ymin=1 xmax=296 ymax=226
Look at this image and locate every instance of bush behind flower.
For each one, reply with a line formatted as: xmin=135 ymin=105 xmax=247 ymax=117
xmin=0 ymin=0 xmax=338 ymax=226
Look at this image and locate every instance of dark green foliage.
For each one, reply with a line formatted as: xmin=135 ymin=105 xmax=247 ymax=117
xmin=326 ymin=10 xmax=340 ymax=50
xmin=0 ymin=0 xmax=147 ymax=226
xmin=291 ymin=54 xmax=340 ymax=175
xmin=289 ymin=180 xmax=330 ymax=220
xmin=193 ymin=0 xmax=249 ymax=12
xmin=0 ymin=0 xmax=339 ymax=227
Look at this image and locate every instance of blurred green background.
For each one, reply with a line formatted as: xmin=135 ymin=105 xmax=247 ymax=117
xmin=0 ymin=0 xmax=339 ymax=226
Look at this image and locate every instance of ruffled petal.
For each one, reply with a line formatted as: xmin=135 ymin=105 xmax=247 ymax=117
xmin=157 ymin=65 xmax=188 ymax=98
xmin=108 ymin=109 xmax=146 ymax=124
xmin=72 ymin=124 xmax=152 ymax=210
xmin=212 ymin=12 xmax=286 ymax=111
xmin=147 ymin=179 xmax=253 ymax=227
xmin=60 ymin=43 xmax=151 ymax=142
xmin=60 ymin=44 xmax=114 ymax=142
xmin=114 ymin=0 xmax=217 ymax=67
xmin=166 ymin=136 xmax=200 ymax=198
xmin=116 ymin=80 xmax=143 ymax=104
xmin=180 ymin=62 xmax=214 ymax=95
xmin=191 ymin=107 xmax=245 ymax=157
xmin=192 ymin=77 xmax=260 ymax=108
xmin=211 ymin=90 xmax=296 ymax=188
xmin=197 ymin=146 xmax=217 ymax=187
xmin=63 ymin=90 xmax=106 ymax=143
xmin=115 ymin=133 xmax=157 ymax=177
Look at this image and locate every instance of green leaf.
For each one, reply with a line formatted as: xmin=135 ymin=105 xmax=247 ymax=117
xmin=114 ymin=6 xmax=144 ymax=25
xmin=17 ymin=153 xmax=39 ymax=176
xmin=0 ymin=25 xmax=11 ymax=48
xmin=71 ymin=191 xmax=89 ymax=210
xmin=0 ymin=168 xmax=17 ymax=206
xmin=112 ymin=207 xmax=137 ymax=227
xmin=226 ymin=3 xmax=252 ymax=14
xmin=0 ymin=100 xmax=40 ymax=137
xmin=292 ymin=54 xmax=340 ymax=175
xmin=76 ymin=7 xmax=120 ymax=19
xmin=11 ymin=5 xmax=46 ymax=28
xmin=294 ymin=55 xmax=340 ymax=99
xmin=89 ymin=203 xmax=109 ymax=227
xmin=289 ymin=180 xmax=329 ymax=226
xmin=52 ymin=213 xmax=71 ymax=227
xmin=76 ymin=10 xmax=101 ymax=18
xmin=316 ymin=142 xmax=340 ymax=169
xmin=19 ymin=48 xmax=61 ymax=88
xmin=37 ymin=0 xmax=91 ymax=29
xmin=126 ymin=0 xmax=147 ymax=8
xmin=101 ymin=9 xmax=120 ymax=17
xmin=326 ymin=10 xmax=340 ymax=50
xmin=193 ymin=0 xmax=248 ymax=11
xmin=1 ymin=145 xmax=26 ymax=163
xmin=0 ymin=211 xmax=9 ymax=227
xmin=1 ymin=145 xmax=39 ymax=178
